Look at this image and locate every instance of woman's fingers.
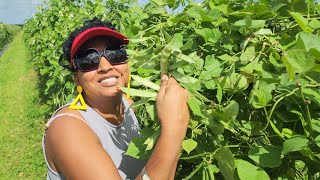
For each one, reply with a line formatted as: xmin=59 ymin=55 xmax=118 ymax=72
xmin=156 ymin=75 xmax=169 ymax=102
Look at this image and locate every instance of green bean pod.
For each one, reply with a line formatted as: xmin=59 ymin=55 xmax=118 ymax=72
xmin=160 ymin=43 xmax=172 ymax=75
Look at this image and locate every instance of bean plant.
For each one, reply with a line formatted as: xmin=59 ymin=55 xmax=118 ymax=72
xmin=0 ymin=23 xmax=20 ymax=51
xmin=24 ymin=0 xmax=320 ymax=179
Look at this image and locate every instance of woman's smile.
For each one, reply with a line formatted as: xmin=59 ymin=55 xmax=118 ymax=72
xmin=99 ymin=76 xmax=119 ymax=87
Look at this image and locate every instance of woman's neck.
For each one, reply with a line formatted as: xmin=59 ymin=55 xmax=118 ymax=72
xmin=84 ymin=94 xmax=124 ymax=125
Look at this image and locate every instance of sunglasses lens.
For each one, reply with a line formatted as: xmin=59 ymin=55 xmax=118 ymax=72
xmin=75 ymin=49 xmax=100 ymax=71
xmin=104 ymin=49 xmax=128 ymax=64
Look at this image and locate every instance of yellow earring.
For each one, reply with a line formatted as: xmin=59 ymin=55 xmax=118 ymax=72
xmin=126 ymin=74 xmax=131 ymax=100
xmin=69 ymin=86 xmax=87 ymax=110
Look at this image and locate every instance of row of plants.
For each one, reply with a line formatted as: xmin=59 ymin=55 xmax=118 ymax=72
xmin=24 ymin=0 xmax=320 ymax=179
xmin=0 ymin=23 xmax=21 ymax=51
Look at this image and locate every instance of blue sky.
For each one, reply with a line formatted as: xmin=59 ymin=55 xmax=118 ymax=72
xmin=0 ymin=0 xmax=44 ymax=24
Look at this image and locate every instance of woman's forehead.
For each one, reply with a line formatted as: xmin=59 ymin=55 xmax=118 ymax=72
xmin=82 ymin=36 xmax=111 ymax=49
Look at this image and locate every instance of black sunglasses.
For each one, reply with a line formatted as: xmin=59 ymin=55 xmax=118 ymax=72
xmin=73 ymin=45 xmax=128 ymax=72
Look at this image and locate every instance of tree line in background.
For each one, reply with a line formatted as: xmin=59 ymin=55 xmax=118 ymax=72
xmin=24 ymin=0 xmax=320 ymax=179
xmin=0 ymin=23 xmax=20 ymax=51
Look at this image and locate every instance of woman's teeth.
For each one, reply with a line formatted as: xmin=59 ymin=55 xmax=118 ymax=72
xmin=101 ymin=77 xmax=117 ymax=84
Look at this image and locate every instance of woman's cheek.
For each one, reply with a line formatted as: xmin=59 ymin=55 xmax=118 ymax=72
xmin=115 ymin=64 xmax=129 ymax=84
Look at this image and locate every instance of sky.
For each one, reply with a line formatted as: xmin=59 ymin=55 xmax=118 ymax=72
xmin=0 ymin=0 xmax=44 ymax=24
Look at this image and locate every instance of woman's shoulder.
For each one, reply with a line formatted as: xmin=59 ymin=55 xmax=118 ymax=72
xmin=45 ymin=107 xmax=99 ymax=145
xmin=43 ymin=107 xmax=102 ymax=174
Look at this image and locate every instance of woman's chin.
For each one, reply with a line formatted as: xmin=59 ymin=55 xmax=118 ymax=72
xmin=103 ymin=87 xmax=123 ymax=98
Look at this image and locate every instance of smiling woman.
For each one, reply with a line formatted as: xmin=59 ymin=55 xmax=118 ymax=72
xmin=43 ymin=17 xmax=190 ymax=180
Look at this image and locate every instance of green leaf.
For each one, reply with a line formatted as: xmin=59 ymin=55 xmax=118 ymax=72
xmin=216 ymin=82 xmax=222 ymax=104
xmin=207 ymin=164 xmax=220 ymax=174
xmin=182 ymin=139 xmax=198 ymax=154
xmin=125 ymin=137 xmax=144 ymax=159
xmin=187 ymin=96 xmax=205 ymax=118
xmin=281 ymin=128 xmax=293 ymax=138
xmin=200 ymin=55 xmax=223 ymax=80
xmin=172 ymin=33 xmax=183 ymax=49
xmin=308 ymin=18 xmax=320 ymax=30
xmin=230 ymin=4 xmax=269 ymax=17
xmin=130 ymin=98 xmax=154 ymax=108
xmin=234 ymin=18 xmax=265 ymax=29
xmin=302 ymin=88 xmax=320 ymax=106
xmin=240 ymin=46 xmax=256 ymax=63
xmin=125 ymin=128 xmax=155 ymax=159
xmin=121 ymin=87 xmax=157 ymax=98
xmin=248 ymin=146 xmax=282 ymax=168
xmin=130 ymin=37 xmax=152 ymax=43
xmin=315 ymin=135 xmax=320 ymax=148
xmin=131 ymin=75 xmax=160 ymax=91
xmin=45 ymin=79 xmax=55 ymax=93
xmin=151 ymin=0 xmax=166 ymax=6
xmin=175 ymin=52 xmax=197 ymax=64
xmin=311 ymin=119 xmax=320 ymax=133
xmin=282 ymin=49 xmax=316 ymax=79
xmin=218 ymin=73 xmax=248 ymax=91
xmin=144 ymin=127 xmax=160 ymax=151
xmin=224 ymin=101 xmax=239 ymax=120
xmin=254 ymin=28 xmax=273 ymax=35
xmin=235 ymin=159 xmax=270 ymax=180
xmin=183 ymin=83 xmax=211 ymax=103
xmin=290 ymin=12 xmax=313 ymax=32
xmin=296 ymin=32 xmax=320 ymax=59
xmin=94 ymin=3 xmax=104 ymax=15
xmin=186 ymin=5 xmax=218 ymax=22
xmin=195 ymin=28 xmax=221 ymax=43
xmin=170 ymin=70 xmax=199 ymax=83
xmin=251 ymin=20 xmax=266 ymax=29
xmin=250 ymin=82 xmax=275 ymax=108
xmin=282 ymin=135 xmax=310 ymax=155
xmin=145 ymin=103 xmax=156 ymax=121
xmin=206 ymin=118 xmax=224 ymax=135
xmin=218 ymin=54 xmax=238 ymax=62
xmin=215 ymin=147 xmax=235 ymax=180
xmin=209 ymin=3 xmax=228 ymax=15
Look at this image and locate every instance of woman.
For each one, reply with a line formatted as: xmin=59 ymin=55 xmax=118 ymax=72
xmin=42 ymin=18 xmax=190 ymax=180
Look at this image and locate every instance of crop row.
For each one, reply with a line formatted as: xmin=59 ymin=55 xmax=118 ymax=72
xmin=0 ymin=23 xmax=20 ymax=51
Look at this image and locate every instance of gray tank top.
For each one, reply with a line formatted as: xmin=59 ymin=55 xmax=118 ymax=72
xmin=42 ymin=97 xmax=146 ymax=180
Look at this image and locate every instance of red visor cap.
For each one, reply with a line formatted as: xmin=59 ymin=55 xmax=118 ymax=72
xmin=70 ymin=27 xmax=129 ymax=66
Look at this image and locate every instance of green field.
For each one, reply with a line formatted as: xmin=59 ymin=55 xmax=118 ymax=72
xmin=0 ymin=31 xmax=46 ymax=179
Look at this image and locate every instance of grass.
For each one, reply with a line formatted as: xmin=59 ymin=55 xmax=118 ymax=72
xmin=0 ymin=31 xmax=47 ymax=179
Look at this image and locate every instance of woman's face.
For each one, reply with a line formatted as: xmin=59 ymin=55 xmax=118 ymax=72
xmin=74 ymin=36 xmax=129 ymax=100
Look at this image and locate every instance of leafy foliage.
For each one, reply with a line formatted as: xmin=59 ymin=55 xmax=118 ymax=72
xmin=0 ymin=23 xmax=20 ymax=51
xmin=24 ymin=0 xmax=320 ymax=179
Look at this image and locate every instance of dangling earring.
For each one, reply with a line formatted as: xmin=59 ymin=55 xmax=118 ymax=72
xmin=126 ymin=73 xmax=131 ymax=100
xmin=69 ymin=86 xmax=87 ymax=110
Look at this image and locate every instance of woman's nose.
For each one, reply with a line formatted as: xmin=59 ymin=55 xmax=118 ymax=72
xmin=97 ymin=56 xmax=113 ymax=72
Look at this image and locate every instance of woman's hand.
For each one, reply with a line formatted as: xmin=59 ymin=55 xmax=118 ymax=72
xmin=141 ymin=75 xmax=189 ymax=180
xmin=156 ymin=75 xmax=190 ymax=138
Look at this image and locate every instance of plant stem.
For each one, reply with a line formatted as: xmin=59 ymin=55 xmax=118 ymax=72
xmin=299 ymin=86 xmax=314 ymax=136
xmin=180 ymin=152 xmax=208 ymax=160
xmin=261 ymin=88 xmax=300 ymax=138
